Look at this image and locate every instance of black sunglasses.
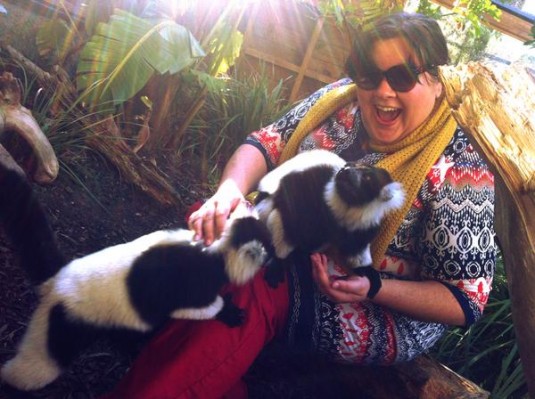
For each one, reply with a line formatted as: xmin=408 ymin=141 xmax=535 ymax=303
xmin=352 ymin=63 xmax=427 ymax=93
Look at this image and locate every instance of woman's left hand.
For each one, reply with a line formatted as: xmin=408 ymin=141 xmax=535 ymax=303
xmin=311 ymin=253 xmax=371 ymax=303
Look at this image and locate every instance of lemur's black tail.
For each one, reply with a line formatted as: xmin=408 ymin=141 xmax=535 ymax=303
xmin=0 ymin=166 xmax=66 ymax=284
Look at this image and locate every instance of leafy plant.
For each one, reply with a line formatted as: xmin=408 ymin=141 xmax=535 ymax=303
xmin=76 ymin=9 xmax=204 ymax=111
xmin=448 ymin=0 xmax=501 ymax=38
xmin=526 ymin=24 xmax=535 ymax=47
xmin=182 ymin=66 xmax=290 ymax=184
xmin=433 ymin=255 xmax=528 ymax=398
xmin=315 ymin=0 xmax=405 ymax=30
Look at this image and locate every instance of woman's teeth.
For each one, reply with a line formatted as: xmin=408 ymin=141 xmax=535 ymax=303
xmin=376 ymin=106 xmax=401 ymax=122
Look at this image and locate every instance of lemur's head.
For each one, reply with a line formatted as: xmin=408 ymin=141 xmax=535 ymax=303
xmin=335 ymin=163 xmax=395 ymax=205
xmin=326 ymin=163 xmax=405 ymax=231
xmin=211 ymin=215 xmax=274 ymax=285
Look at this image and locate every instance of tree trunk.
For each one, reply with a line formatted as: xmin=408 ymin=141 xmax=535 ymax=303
xmin=439 ymin=60 xmax=535 ymax=398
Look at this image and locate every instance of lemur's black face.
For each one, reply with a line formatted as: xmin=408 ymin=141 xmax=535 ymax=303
xmin=229 ymin=216 xmax=274 ymax=255
xmin=335 ymin=163 xmax=393 ymax=206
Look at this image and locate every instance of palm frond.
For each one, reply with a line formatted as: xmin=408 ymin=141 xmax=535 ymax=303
xmin=76 ymin=9 xmax=204 ymax=110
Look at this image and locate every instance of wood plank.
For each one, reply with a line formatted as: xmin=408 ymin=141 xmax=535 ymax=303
xmin=432 ymin=0 xmax=533 ymax=42
xmin=290 ymin=17 xmax=325 ymax=102
xmin=242 ymin=48 xmax=336 ymax=84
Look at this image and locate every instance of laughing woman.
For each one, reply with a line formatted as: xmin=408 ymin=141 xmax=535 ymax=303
xmin=102 ymin=12 xmax=496 ymax=399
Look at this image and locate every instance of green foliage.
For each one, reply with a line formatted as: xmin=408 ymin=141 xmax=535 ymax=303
xmin=413 ymin=0 xmax=443 ymax=19
xmin=183 ymin=67 xmax=290 ymax=183
xmin=316 ymin=0 xmax=405 ymax=30
xmin=526 ymin=24 xmax=535 ymax=47
xmin=30 ymin=1 xmax=249 ymax=155
xmin=35 ymin=19 xmax=72 ymax=64
xmin=434 ymin=256 xmax=528 ymax=398
xmin=444 ymin=21 xmax=495 ymax=63
xmin=203 ymin=23 xmax=244 ymax=76
xmin=76 ymin=9 xmax=204 ymax=111
xmin=195 ymin=3 xmax=247 ymax=76
xmin=450 ymin=0 xmax=501 ymax=38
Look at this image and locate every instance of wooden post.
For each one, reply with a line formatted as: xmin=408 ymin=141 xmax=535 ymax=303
xmin=439 ymin=61 xmax=535 ymax=397
xmin=289 ymin=17 xmax=325 ymax=102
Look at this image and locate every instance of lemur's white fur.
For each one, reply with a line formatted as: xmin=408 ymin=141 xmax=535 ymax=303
xmin=170 ymin=296 xmax=224 ymax=320
xmin=224 ymin=240 xmax=267 ymax=285
xmin=210 ymin=208 xmax=267 ymax=285
xmin=325 ymin=179 xmax=405 ymax=231
xmin=266 ymin=209 xmax=294 ymax=259
xmin=1 ymin=299 xmax=62 ymax=390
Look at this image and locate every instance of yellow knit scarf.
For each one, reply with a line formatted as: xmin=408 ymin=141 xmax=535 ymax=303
xmin=279 ymin=83 xmax=457 ymax=268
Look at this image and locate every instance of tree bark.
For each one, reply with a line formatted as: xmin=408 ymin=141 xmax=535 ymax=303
xmin=249 ymin=349 xmax=489 ymax=398
xmin=0 ymin=71 xmax=59 ymax=184
xmin=439 ymin=60 xmax=535 ymax=398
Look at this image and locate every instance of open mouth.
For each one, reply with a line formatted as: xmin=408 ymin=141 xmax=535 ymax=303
xmin=376 ymin=105 xmax=401 ymax=123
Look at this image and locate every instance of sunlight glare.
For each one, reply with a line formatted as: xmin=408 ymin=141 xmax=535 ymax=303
xmin=169 ymin=0 xmax=259 ymax=18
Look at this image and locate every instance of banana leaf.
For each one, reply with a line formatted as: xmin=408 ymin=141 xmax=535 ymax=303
xmin=76 ymin=9 xmax=204 ymax=110
xmin=317 ymin=0 xmax=405 ymax=30
xmin=36 ymin=19 xmax=73 ymax=62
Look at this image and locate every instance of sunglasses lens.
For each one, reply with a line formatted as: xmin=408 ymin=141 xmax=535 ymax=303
xmin=354 ymin=72 xmax=382 ymax=90
xmin=385 ymin=65 xmax=418 ymax=92
xmin=353 ymin=64 xmax=422 ymax=92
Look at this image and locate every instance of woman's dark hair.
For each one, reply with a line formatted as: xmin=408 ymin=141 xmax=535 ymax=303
xmin=346 ymin=12 xmax=449 ymax=79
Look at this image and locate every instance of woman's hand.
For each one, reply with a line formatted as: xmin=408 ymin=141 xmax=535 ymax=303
xmin=311 ymin=253 xmax=371 ymax=303
xmin=188 ymin=180 xmax=249 ymax=245
xmin=188 ymin=144 xmax=269 ymax=246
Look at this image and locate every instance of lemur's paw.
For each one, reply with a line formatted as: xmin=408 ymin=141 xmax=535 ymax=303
xmin=216 ymin=294 xmax=245 ymax=327
xmin=352 ymin=266 xmax=382 ymax=299
xmin=263 ymin=257 xmax=286 ymax=289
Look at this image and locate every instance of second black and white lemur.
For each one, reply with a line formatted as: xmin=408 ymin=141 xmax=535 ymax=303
xmin=254 ymin=149 xmax=405 ymax=291
xmin=0 ymin=165 xmax=273 ymax=391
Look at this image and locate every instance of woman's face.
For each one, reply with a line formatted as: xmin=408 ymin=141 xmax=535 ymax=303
xmin=356 ymin=37 xmax=443 ymax=145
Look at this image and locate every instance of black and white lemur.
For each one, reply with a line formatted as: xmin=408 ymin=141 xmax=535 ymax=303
xmin=254 ymin=149 xmax=405 ymax=291
xmin=0 ymin=165 xmax=273 ymax=391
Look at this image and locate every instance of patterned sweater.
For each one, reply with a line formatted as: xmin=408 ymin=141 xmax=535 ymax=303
xmin=245 ymin=78 xmax=496 ymax=364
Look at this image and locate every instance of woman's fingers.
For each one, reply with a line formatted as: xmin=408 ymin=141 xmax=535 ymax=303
xmin=188 ymin=201 xmax=223 ymax=245
xmin=188 ymin=197 xmax=246 ymax=245
xmin=310 ymin=253 xmax=330 ymax=289
xmin=310 ymin=253 xmax=369 ymax=303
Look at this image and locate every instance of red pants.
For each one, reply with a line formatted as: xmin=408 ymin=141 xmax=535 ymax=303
xmin=100 ymin=269 xmax=289 ymax=399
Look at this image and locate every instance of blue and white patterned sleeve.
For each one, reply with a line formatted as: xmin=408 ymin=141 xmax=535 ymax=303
xmin=417 ymin=129 xmax=496 ymax=326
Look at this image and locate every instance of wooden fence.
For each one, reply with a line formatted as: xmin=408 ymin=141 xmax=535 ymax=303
xmin=237 ymin=1 xmax=350 ymax=103
xmin=237 ymin=0 xmax=534 ymax=103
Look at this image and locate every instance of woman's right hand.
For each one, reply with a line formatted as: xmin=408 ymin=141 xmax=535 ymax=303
xmin=188 ymin=144 xmax=269 ymax=245
xmin=187 ymin=180 xmax=248 ymax=245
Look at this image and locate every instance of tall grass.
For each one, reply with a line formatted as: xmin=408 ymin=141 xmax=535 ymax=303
xmin=433 ymin=254 xmax=528 ymax=398
xmin=0 ymin=57 xmax=124 ymax=210
xmin=182 ymin=67 xmax=291 ymax=184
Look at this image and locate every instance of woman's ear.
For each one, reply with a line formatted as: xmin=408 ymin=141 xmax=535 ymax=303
xmin=435 ymin=80 xmax=444 ymax=100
